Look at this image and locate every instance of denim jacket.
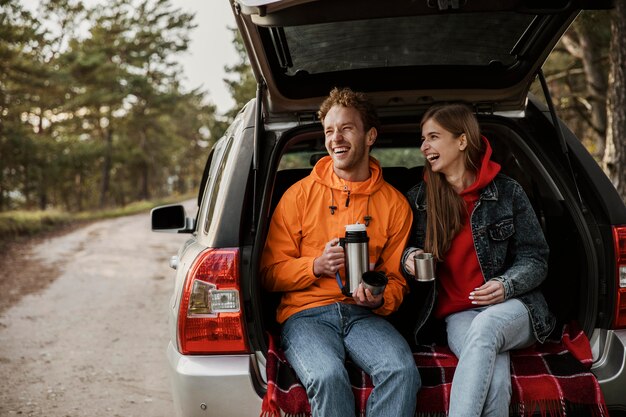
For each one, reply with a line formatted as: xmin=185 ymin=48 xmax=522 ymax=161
xmin=401 ymin=173 xmax=556 ymax=343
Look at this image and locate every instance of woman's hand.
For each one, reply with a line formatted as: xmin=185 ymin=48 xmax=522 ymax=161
xmin=404 ymin=248 xmax=425 ymax=276
xmin=469 ymin=280 xmax=504 ymax=305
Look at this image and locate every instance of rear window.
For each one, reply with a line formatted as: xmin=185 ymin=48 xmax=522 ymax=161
xmin=272 ymin=13 xmax=535 ymax=76
xmin=278 ymin=135 xmax=424 ymax=170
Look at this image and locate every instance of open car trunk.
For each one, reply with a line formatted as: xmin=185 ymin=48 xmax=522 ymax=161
xmin=246 ymin=97 xmax=603 ymax=363
xmin=227 ymin=0 xmax=624 ymax=410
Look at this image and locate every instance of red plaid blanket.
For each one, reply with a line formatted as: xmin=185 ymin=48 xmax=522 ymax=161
xmin=261 ymin=323 xmax=608 ymax=417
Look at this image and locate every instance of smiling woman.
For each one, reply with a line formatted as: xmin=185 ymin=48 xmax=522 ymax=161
xmin=403 ymin=103 xmax=554 ymax=416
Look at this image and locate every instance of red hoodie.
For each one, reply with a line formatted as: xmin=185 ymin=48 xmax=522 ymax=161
xmin=434 ymin=137 xmax=501 ymax=319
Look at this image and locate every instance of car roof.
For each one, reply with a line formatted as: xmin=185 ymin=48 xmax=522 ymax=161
xmin=232 ymin=0 xmax=612 ymax=117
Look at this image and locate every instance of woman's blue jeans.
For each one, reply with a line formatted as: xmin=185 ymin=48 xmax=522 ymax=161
xmin=446 ymin=298 xmax=536 ymax=417
xmin=281 ymin=303 xmax=420 ymax=417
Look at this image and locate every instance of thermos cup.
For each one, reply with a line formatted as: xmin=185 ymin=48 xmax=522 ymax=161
xmin=336 ymin=223 xmax=370 ymax=296
xmin=414 ymin=252 xmax=435 ymax=282
xmin=361 ymin=271 xmax=388 ymax=295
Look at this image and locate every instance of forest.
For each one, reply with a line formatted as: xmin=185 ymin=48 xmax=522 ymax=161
xmin=1 ymin=0 xmax=625 ymax=214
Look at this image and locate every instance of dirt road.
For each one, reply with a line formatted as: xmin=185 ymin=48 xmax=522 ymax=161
xmin=0 ymin=204 xmax=194 ymax=416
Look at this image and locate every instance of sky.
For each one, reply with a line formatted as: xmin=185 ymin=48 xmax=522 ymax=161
xmin=20 ymin=0 xmax=240 ymax=113
xmin=171 ymin=1 xmax=238 ymax=112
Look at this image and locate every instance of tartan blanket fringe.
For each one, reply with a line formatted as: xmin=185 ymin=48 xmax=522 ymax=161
xmin=511 ymin=399 xmax=567 ymax=417
xmin=511 ymin=399 xmax=609 ymax=417
xmin=261 ymin=413 xmax=309 ymax=417
xmin=261 ymin=322 xmax=609 ymax=417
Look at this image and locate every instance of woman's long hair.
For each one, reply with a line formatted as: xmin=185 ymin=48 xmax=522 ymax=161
xmin=421 ymin=103 xmax=484 ymax=261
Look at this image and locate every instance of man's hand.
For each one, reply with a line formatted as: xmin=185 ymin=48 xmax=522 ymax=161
xmin=313 ymin=238 xmax=345 ymax=277
xmin=353 ymin=283 xmax=384 ymax=309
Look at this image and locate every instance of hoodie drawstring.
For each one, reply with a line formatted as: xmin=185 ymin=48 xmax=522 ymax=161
xmin=328 ymin=189 xmax=372 ymax=226
xmin=364 ymin=196 xmax=372 ymax=226
xmin=329 ymin=188 xmax=337 ymax=215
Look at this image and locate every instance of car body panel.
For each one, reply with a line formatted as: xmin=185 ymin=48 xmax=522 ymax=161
xmin=592 ymin=329 xmax=626 ymax=413
xmin=167 ymin=342 xmax=262 ymax=417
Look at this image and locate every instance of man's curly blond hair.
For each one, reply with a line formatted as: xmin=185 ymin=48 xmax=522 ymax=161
xmin=318 ymin=87 xmax=380 ymax=132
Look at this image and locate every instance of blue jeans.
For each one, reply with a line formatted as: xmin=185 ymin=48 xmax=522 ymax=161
xmin=281 ymin=303 xmax=420 ymax=417
xmin=446 ymin=298 xmax=536 ymax=417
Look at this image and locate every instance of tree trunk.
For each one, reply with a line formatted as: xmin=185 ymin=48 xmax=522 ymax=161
xmin=578 ymin=30 xmax=608 ymax=157
xmin=141 ymin=161 xmax=150 ymax=201
xmin=603 ymin=0 xmax=626 ymax=202
xmin=38 ymin=187 xmax=48 ymax=210
xmin=562 ymin=24 xmax=608 ymax=157
xmin=100 ymin=128 xmax=113 ymax=209
xmin=139 ymin=129 xmax=150 ymax=201
xmin=75 ymin=173 xmax=83 ymax=212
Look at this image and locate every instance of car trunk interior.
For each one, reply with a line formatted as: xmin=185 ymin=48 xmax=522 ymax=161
xmin=250 ymin=108 xmax=595 ymax=358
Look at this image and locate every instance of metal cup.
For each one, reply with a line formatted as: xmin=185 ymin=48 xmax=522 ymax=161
xmin=361 ymin=271 xmax=388 ymax=295
xmin=414 ymin=253 xmax=435 ymax=282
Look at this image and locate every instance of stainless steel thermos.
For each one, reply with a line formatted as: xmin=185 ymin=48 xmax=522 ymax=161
xmin=336 ymin=223 xmax=369 ymax=296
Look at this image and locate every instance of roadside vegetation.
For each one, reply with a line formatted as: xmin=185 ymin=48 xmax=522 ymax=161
xmin=0 ymin=193 xmax=193 ymax=246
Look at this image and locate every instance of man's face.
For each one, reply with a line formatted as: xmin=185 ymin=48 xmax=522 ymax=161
xmin=323 ymin=105 xmax=376 ymax=179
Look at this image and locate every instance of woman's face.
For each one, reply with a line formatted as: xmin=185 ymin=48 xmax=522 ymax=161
xmin=420 ymin=118 xmax=467 ymax=177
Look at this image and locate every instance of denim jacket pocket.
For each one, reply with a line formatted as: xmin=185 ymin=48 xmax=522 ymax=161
xmin=486 ymin=218 xmax=514 ymax=269
xmin=487 ymin=218 xmax=514 ymax=241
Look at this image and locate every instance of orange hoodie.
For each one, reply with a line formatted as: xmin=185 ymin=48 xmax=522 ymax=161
xmin=261 ymin=156 xmax=413 ymax=324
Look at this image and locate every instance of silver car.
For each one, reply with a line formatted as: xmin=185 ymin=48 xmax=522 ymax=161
xmin=152 ymin=0 xmax=626 ymax=415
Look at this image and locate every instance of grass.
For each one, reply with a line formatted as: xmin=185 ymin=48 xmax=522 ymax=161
xmin=0 ymin=194 xmax=195 ymax=243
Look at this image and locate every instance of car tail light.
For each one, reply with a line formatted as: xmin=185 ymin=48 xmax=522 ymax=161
xmin=178 ymin=248 xmax=249 ymax=354
xmin=613 ymin=226 xmax=626 ymax=329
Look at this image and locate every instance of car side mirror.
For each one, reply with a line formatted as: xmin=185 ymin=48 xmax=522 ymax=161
xmin=151 ymin=204 xmax=195 ymax=233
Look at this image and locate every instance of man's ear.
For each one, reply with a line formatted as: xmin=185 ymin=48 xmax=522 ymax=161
xmin=459 ymin=134 xmax=468 ymax=151
xmin=366 ymin=128 xmax=377 ymax=146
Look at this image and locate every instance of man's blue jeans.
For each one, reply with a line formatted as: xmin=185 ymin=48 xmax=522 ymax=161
xmin=445 ymin=298 xmax=536 ymax=417
xmin=281 ymin=303 xmax=420 ymax=417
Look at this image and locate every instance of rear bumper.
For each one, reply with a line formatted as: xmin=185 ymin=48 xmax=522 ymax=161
xmin=592 ymin=329 xmax=626 ymax=412
xmin=167 ymin=342 xmax=263 ymax=417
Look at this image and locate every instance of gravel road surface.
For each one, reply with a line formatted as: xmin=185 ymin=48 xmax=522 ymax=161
xmin=0 ymin=203 xmax=194 ymax=417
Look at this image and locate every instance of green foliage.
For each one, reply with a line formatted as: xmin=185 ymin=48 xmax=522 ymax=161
xmin=536 ymin=10 xmax=612 ymax=160
xmin=0 ymin=0 xmax=218 ymax=212
xmin=0 ymin=193 xmax=193 ymax=241
xmin=223 ymin=28 xmax=256 ymax=119
xmin=0 ymin=209 xmax=73 ymax=238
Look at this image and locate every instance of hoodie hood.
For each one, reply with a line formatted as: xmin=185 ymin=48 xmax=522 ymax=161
xmin=461 ymin=136 xmax=501 ymax=198
xmin=310 ymin=155 xmax=385 ymax=195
